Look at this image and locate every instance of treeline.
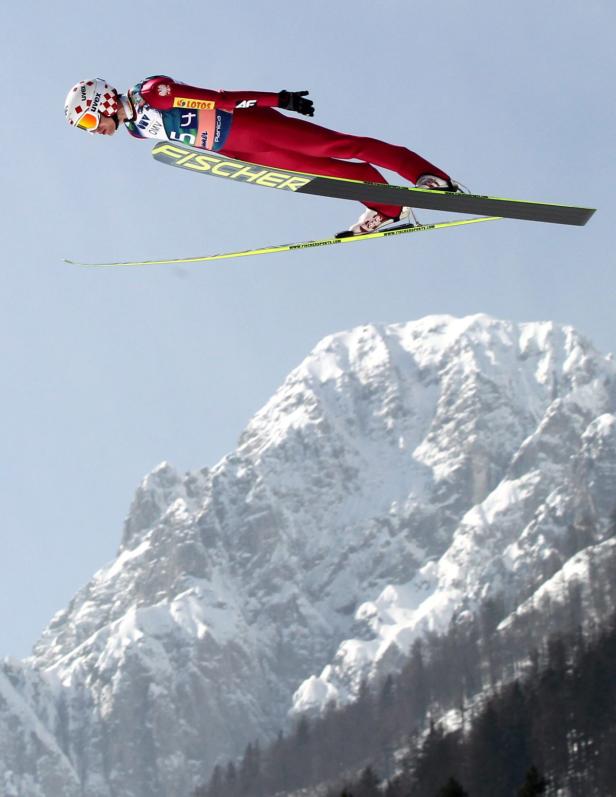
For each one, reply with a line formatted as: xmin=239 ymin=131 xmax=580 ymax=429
xmin=195 ymin=599 xmax=500 ymax=797
xmin=327 ymin=765 xmax=546 ymax=796
xmin=195 ymin=600 xmax=616 ymax=797
xmin=333 ymin=614 xmax=616 ymax=796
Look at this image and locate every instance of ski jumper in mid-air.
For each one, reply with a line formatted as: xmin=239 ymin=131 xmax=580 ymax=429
xmin=65 ymin=76 xmax=459 ymax=235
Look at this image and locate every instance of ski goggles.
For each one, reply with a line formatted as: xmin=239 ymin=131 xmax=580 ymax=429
xmin=76 ymin=111 xmax=101 ymax=131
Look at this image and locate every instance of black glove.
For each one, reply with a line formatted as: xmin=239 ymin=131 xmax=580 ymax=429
xmin=278 ymin=90 xmax=314 ymax=117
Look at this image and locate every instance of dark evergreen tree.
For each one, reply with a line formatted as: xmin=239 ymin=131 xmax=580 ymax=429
xmin=436 ymin=776 xmax=469 ymax=796
xmin=468 ymin=700 xmax=509 ymax=796
xmin=411 ymin=722 xmax=463 ymax=797
xmin=292 ymin=714 xmax=314 ymax=784
xmin=497 ymin=682 xmax=533 ymax=795
xmin=478 ymin=594 xmax=507 ymax=688
xmin=354 ymin=765 xmax=381 ymax=797
xmin=204 ymin=764 xmax=224 ymax=797
xmin=517 ymin=765 xmax=547 ymax=796
xmin=238 ymin=741 xmax=261 ymax=796
xmin=383 ymin=777 xmax=400 ymax=797
xmin=261 ymin=729 xmax=290 ymax=795
xmin=315 ymin=700 xmax=346 ymax=781
xmin=223 ymin=762 xmax=237 ymax=797
xmin=378 ymin=674 xmax=395 ymax=715
xmin=375 ymin=675 xmax=398 ymax=777
xmin=406 ymin=638 xmax=429 ymax=718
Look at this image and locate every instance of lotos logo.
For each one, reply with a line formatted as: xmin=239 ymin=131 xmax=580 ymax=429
xmin=173 ymin=97 xmax=215 ymax=110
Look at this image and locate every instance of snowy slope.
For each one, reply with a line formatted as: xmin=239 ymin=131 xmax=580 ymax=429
xmin=1 ymin=314 xmax=615 ymax=797
xmin=0 ymin=662 xmax=80 ymax=797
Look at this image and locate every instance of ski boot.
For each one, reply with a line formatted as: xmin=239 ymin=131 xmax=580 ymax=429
xmin=336 ymin=207 xmax=414 ymax=238
xmin=415 ymin=174 xmax=461 ymax=192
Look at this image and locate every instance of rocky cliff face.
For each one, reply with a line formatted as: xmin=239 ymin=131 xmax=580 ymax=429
xmin=2 ymin=315 xmax=615 ymax=796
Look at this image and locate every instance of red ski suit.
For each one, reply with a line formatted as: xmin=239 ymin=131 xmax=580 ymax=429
xmin=138 ymin=77 xmax=451 ymax=218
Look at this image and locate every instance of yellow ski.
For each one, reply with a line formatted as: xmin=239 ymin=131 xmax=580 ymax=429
xmin=65 ymin=216 xmax=500 ymax=268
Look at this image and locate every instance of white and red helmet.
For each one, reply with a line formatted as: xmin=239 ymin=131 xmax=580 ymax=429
xmin=64 ymin=78 xmax=120 ymax=131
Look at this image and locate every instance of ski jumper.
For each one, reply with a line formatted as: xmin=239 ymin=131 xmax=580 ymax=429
xmin=126 ymin=76 xmax=451 ymax=219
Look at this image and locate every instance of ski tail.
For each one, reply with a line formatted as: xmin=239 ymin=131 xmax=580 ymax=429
xmin=297 ymin=178 xmax=595 ymax=226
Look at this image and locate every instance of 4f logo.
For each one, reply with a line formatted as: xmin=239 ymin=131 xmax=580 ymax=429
xmin=173 ymin=97 xmax=215 ymax=110
xmin=235 ymin=99 xmax=257 ymax=109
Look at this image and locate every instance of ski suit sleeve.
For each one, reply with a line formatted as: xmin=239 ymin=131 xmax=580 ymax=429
xmin=140 ymin=76 xmax=280 ymax=112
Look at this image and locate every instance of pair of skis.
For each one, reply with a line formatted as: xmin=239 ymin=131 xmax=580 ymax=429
xmin=65 ymin=142 xmax=595 ymax=268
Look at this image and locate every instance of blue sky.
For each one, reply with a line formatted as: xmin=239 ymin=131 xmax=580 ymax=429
xmin=1 ymin=0 xmax=614 ymax=658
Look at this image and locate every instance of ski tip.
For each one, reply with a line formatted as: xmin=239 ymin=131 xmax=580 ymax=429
xmin=64 ymin=258 xmax=101 ymax=267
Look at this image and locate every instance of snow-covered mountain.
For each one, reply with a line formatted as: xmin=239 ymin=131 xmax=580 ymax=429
xmin=2 ymin=314 xmax=616 ymax=797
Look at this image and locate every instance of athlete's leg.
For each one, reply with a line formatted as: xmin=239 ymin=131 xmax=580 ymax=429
xmin=224 ymin=108 xmax=451 ymax=185
xmin=224 ymin=110 xmax=394 ymax=216
xmin=223 ymin=144 xmax=403 ymax=218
